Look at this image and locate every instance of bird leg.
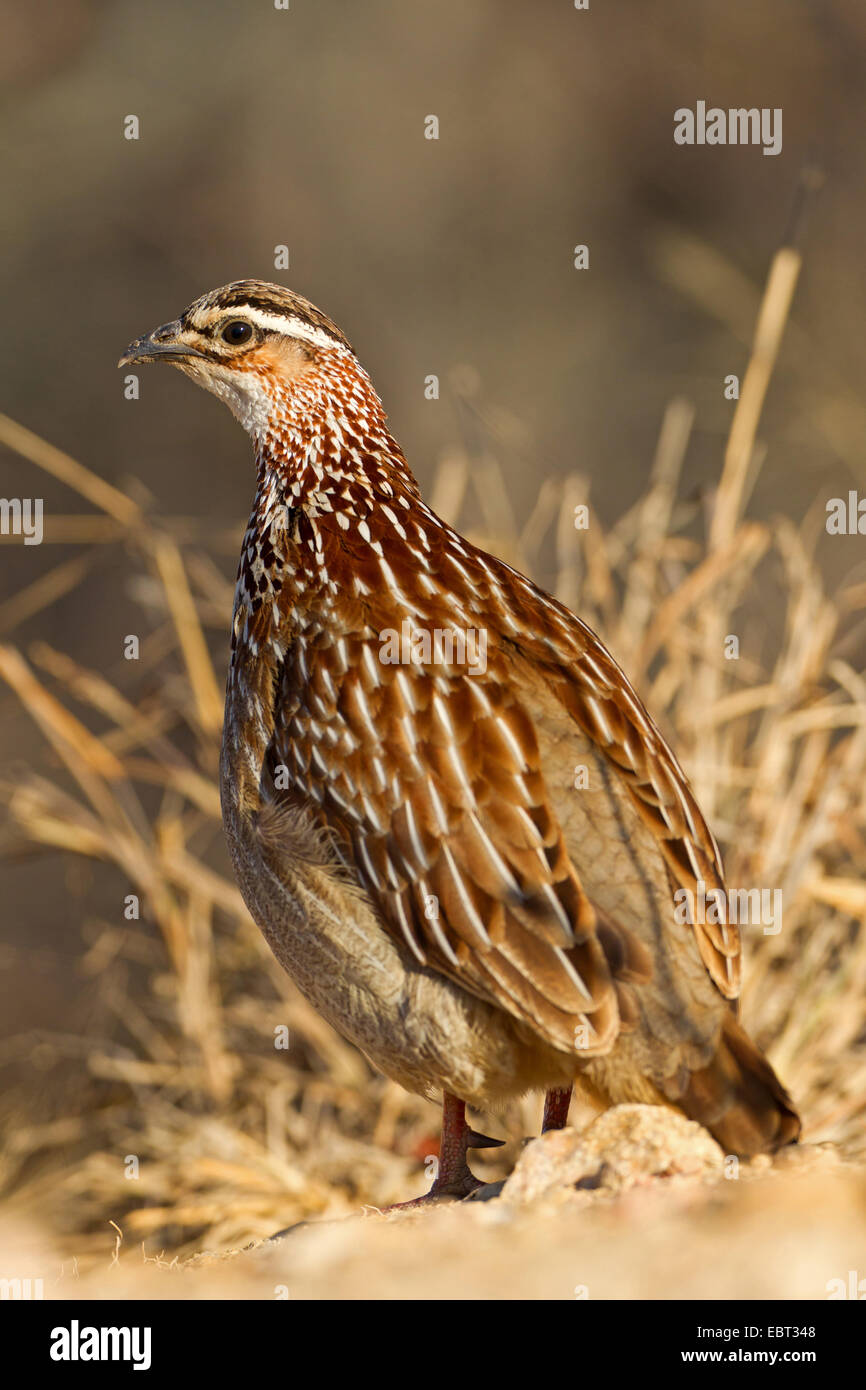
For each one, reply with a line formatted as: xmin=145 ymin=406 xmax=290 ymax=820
xmin=542 ymin=1085 xmax=573 ymax=1132
xmin=380 ymin=1092 xmax=503 ymax=1211
xmin=434 ymin=1092 xmax=504 ymax=1195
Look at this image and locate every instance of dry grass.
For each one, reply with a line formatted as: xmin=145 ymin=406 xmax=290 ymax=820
xmin=0 ymin=216 xmax=864 ymax=1270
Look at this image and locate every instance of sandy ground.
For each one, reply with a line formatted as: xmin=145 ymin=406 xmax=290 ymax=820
xmin=4 ymin=1107 xmax=864 ymax=1301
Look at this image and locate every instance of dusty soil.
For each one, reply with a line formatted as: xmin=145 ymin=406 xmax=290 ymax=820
xmin=6 ymin=1106 xmax=864 ymax=1301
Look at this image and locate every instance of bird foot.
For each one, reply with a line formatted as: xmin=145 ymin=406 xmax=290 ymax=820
xmin=371 ymin=1095 xmax=506 ymax=1213
xmin=376 ymin=1126 xmax=505 ymax=1212
xmin=376 ymin=1166 xmax=487 ymax=1213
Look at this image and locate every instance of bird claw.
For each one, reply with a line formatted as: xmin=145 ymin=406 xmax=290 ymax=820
xmin=465 ymin=1128 xmax=505 ymax=1150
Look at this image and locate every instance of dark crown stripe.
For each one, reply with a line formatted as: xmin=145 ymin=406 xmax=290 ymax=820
xmin=186 ymin=280 xmax=351 ymax=349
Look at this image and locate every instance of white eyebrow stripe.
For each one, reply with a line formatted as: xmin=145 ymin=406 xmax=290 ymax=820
xmin=197 ymin=308 xmax=345 ymax=351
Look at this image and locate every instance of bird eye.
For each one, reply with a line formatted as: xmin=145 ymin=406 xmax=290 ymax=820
xmin=221 ymin=320 xmax=253 ymax=345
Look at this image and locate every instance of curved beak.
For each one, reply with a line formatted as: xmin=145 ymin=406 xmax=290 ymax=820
xmin=117 ymin=319 xmax=209 ymax=368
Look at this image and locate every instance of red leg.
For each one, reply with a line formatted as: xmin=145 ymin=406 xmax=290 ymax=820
xmin=542 ymin=1085 xmax=573 ymax=1132
xmin=428 ymin=1094 xmax=481 ymax=1198
xmin=380 ymin=1092 xmax=503 ymax=1210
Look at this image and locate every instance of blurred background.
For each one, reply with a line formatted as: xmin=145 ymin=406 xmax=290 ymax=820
xmin=1 ymin=0 xmax=865 ymax=1269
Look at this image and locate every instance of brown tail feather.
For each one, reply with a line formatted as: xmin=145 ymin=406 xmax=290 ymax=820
xmin=679 ymin=1014 xmax=801 ymax=1156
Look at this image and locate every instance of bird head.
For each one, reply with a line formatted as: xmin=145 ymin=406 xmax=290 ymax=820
xmin=118 ymin=279 xmax=369 ymax=446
